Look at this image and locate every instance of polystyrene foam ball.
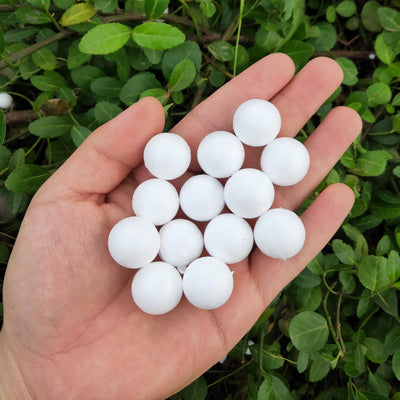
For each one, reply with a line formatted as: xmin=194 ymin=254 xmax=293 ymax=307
xmin=180 ymin=174 xmax=225 ymax=221
xmin=132 ymin=178 xmax=179 ymax=226
xmin=108 ymin=216 xmax=160 ymax=269
xmin=260 ymin=137 xmax=310 ymax=186
xmin=197 ymin=131 xmax=245 ymax=178
xmin=159 ymin=219 xmax=204 ymax=271
xmin=131 ymin=262 xmax=183 ymax=315
xmin=254 ymin=208 xmax=305 ymax=260
xmin=224 ymin=168 xmax=275 ymax=219
xmin=233 ymin=99 xmax=281 ymax=146
xmin=0 ymin=93 xmax=13 ymax=109
xmin=183 ymin=257 xmax=234 ymax=310
xmin=204 ymin=213 xmax=253 ymax=264
xmin=143 ymin=132 xmax=191 ymax=180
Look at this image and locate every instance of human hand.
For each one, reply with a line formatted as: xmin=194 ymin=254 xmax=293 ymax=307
xmin=0 ymin=53 xmax=362 ymax=400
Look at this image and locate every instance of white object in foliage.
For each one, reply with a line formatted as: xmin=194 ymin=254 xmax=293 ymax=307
xmin=254 ymin=208 xmax=306 ymax=260
xmin=233 ymin=99 xmax=281 ymax=146
xmin=179 ymin=174 xmax=225 ymax=221
xmin=204 ymin=213 xmax=253 ymax=264
xmin=159 ymin=219 xmax=204 ymax=271
xmin=0 ymin=93 xmax=13 ymax=109
xmin=183 ymin=257 xmax=234 ymax=310
xmin=131 ymin=262 xmax=183 ymax=315
xmin=224 ymin=168 xmax=274 ymax=219
xmin=197 ymin=131 xmax=245 ymax=178
xmin=143 ymin=132 xmax=191 ymax=180
xmin=132 ymin=178 xmax=179 ymax=226
xmin=260 ymin=137 xmax=310 ymax=186
xmin=108 ymin=216 xmax=160 ymax=269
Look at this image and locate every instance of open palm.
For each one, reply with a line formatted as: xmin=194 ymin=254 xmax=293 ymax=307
xmin=0 ymin=54 xmax=362 ymax=400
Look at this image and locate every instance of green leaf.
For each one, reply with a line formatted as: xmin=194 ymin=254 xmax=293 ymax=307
xmin=29 ymin=115 xmax=73 ymax=138
xmin=71 ymin=125 xmax=91 ymax=147
xmin=5 ymin=164 xmax=50 ymax=193
xmin=208 ymin=40 xmax=235 ymax=62
xmin=132 ymin=22 xmax=185 ymax=50
xmin=0 ymin=243 xmax=10 ymax=263
xmin=27 ymin=0 xmax=50 ymax=10
xmin=183 ymin=375 xmax=207 ymax=400
xmin=94 ymin=0 xmax=119 ymax=13
xmin=332 ymin=239 xmax=355 ymax=265
xmin=94 ymin=101 xmax=122 ymax=124
xmin=294 ymin=267 xmax=321 ymax=288
xmin=384 ymin=325 xmax=400 ymax=354
xmin=90 ymin=77 xmax=123 ymax=98
xmin=364 ymin=337 xmax=388 ymax=364
xmin=71 ymin=65 xmax=105 ymax=90
xmin=9 ymin=149 xmax=25 ymax=171
xmin=309 ymin=355 xmax=331 ymax=382
xmin=67 ymin=40 xmax=92 ymax=70
xmin=376 ymin=235 xmax=390 ymax=256
xmin=4 ymin=28 xmax=38 ymax=44
xmin=32 ymin=48 xmax=57 ymax=71
xmin=288 ymin=311 xmax=329 ymax=353
xmin=199 ymin=0 xmax=216 ymax=18
xmin=144 ymin=0 xmax=169 ymax=19
xmin=368 ymin=371 xmax=390 ymax=397
xmin=374 ymin=34 xmax=396 ymax=65
xmin=307 ymin=22 xmax=337 ymax=51
xmin=169 ymin=59 xmax=196 ymax=92
xmin=296 ymin=351 xmax=309 ymax=373
xmin=336 ymin=57 xmax=358 ymax=85
xmin=31 ymin=71 xmax=67 ymax=92
xmin=336 ymin=1 xmax=356 ymax=18
xmin=258 ymin=374 xmax=292 ymax=400
xmin=60 ymin=3 xmax=97 ymax=26
xmin=79 ymin=23 xmax=131 ymax=55
xmin=296 ymin=286 xmax=322 ymax=311
xmin=55 ymin=0 xmax=75 ymax=9
xmin=350 ymin=150 xmax=392 ymax=177
xmin=139 ymin=88 xmax=168 ymax=105
xmin=0 ymin=110 xmax=5 ymax=146
xmin=387 ymin=250 xmax=400 ymax=284
xmin=357 ymin=255 xmax=389 ymax=292
xmin=0 ymin=146 xmax=11 ymax=172
xmin=120 ymin=72 xmax=162 ymax=105
xmin=393 ymin=349 xmax=400 ymax=380
xmin=374 ymin=288 xmax=398 ymax=317
xmin=15 ymin=7 xmax=52 ymax=25
xmin=378 ymin=7 xmax=400 ymax=32
xmin=278 ymin=41 xmax=314 ymax=71
xmin=326 ymin=5 xmax=336 ymax=23
xmin=361 ymin=1 xmax=382 ymax=32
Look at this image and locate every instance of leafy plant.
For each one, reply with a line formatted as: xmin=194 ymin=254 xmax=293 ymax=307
xmin=0 ymin=0 xmax=399 ymax=398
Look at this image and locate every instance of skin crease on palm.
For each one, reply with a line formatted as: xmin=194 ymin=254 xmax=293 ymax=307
xmin=0 ymin=53 xmax=362 ymax=400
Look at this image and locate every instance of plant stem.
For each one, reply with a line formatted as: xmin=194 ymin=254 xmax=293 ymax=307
xmin=207 ymin=359 xmax=254 ymax=388
xmin=233 ymin=0 xmax=245 ymax=77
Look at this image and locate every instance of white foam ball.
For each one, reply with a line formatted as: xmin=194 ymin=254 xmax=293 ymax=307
xmin=197 ymin=131 xmax=245 ymax=178
xmin=260 ymin=137 xmax=310 ymax=186
xmin=132 ymin=178 xmax=179 ymax=226
xmin=224 ymin=168 xmax=275 ymax=219
xmin=159 ymin=219 xmax=204 ymax=270
xmin=144 ymin=132 xmax=191 ymax=180
xmin=0 ymin=93 xmax=13 ymax=109
xmin=254 ymin=208 xmax=305 ymax=260
xmin=131 ymin=262 xmax=183 ymax=315
xmin=183 ymin=257 xmax=233 ymax=310
xmin=204 ymin=213 xmax=253 ymax=264
xmin=180 ymin=174 xmax=225 ymax=221
xmin=233 ymin=99 xmax=281 ymax=146
xmin=108 ymin=216 xmax=160 ymax=269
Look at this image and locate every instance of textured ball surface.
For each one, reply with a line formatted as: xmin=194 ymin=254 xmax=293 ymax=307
xmin=108 ymin=216 xmax=160 ymax=269
xmin=197 ymin=131 xmax=245 ymax=178
xmin=143 ymin=132 xmax=191 ymax=180
xmin=132 ymin=178 xmax=179 ymax=226
xmin=254 ymin=208 xmax=305 ymax=259
xmin=260 ymin=137 xmax=310 ymax=186
xmin=131 ymin=262 xmax=183 ymax=315
xmin=159 ymin=219 xmax=204 ymax=270
xmin=180 ymin=174 xmax=225 ymax=221
xmin=233 ymin=99 xmax=281 ymax=146
xmin=0 ymin=93 xmax=13 ymax=109
xmin=224 ymin=168 xmax=275 ymax=219
xmin=183 ymin=257 xmax=234 ymax=310
xmin=204 ymin=213 xmax=253 ymax=264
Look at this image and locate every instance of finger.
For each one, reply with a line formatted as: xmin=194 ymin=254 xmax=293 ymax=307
xmin=39 ymin=97 xmax=165 ymax=199
xmin=274 ymin=106 xmax=362 ymax=210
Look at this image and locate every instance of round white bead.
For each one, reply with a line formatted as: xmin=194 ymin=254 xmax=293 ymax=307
xmin=0 ymin=93 xmax=13 ymax=109
xmin=132 ymin=178 xmax=179 ymax=226
xmin=260 ymin=137 xmax=310 ymax=186
xmin=254 ymin=208 xmax=306 ymax=260
xmin=224 ymin=168 xmax=275 ymax=219
xmin=197 ymin=131 xmax=245 ymax=178
xmin=143 ymin=132 xmax=191 ymax=180
xmin=183 ymin=257 xmax=234 ymax=310
xmin=108 ymin=216 xmax=160 ymax=269
xmin=159 ymin=219 xmax=204 ymax=270
xmin=180 ymin=174 xmax=225 ymax=221
xmin=204 ymin=213 xmax=253 ymax=264
xmin=233 ymin=99 xmax=281 ymax=147
xmin=131 ymin=262 xmax=183 ymax=315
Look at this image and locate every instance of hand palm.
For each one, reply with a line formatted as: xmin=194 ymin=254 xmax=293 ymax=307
xmin=0 ymin=54 xmax=361 ymax=400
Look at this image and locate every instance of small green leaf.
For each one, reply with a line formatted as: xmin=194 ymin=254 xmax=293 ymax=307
xmin=393 ymin=349 xmax=400 ymax=380
xmin=71 ymin=65 xmax=105 ymax=90
xmin=375 ymin=34 xmax=396 ymax=65
xmin=384 ymin=325 xmax=400 ymax=354
xmin=309 ymin=355 xmax=331 ymax=382
xmin=29 ymin=115 xmax=73 ymax=138
xmin=289 ymin=311 xmax=329 ymax=353
xmin=208 ymin=40 xmax=235 ymax=61
xmin=377 ymin=7 xmax=400 ymax=32
xmin=350 ymin=150 xmax=392 ymax=177
xmin=5 ymin=164 xmax=51 ymax=194
xmin=278 ymin=40 xmax=314 ymax=71
xmin=0 ymin=110 xmax=5 ymax=146
xmin=332 ymin=239 xmax=356 ymax=265
xmin=387 ymin=250 xmax=400 ymax=284
xmin=297 ymin=351 xmax=309 ymax=373
xmin=364 ymin=337 xmax=388 ymax=364
xmin=31 ymin=71 xmax=67 ymax=92
xmin=296 ymin=286 xmax=322 ymax=311
xmin=79 ymin=23 xmax=131 ymax=55
xmin=357 ymin=255 xmax=389 ymax=292
xmin=71 ymin=125 xmax=91 ymax=147
xmin=94 ymin=0 xmax=118 ymax=13
xmin=258 ymin=374 xmax=292 ymax=400
xmin=183 ymin=375 xmax=207 ymax=400
xmin=361 ymin=1 xmax=382 ymax=32
xmin=32 ymin=48 xmax=57 ymax=71
xmin=27 ymin=0 xmax=50 ymax=10
xmin=307 ymin=22 xmax=337 ymax=51
xmin=132 ymin=22 xmax=185 ymax=50
xmin=199 ymin=0 xmax=216 ymax=18
xmin=60 ymin=3 xmax=97 ymax=26
xmin=15 ymin=7 xmax=52 ymax=24
xmin=94 ymin=101 xmax=122 ymax=124
xmin=67 ymin=40 xmax=92 ymax=69
xmin=336 ymin=57 xmax=358 ymax=85
xmin=169 ymin=59 xmax=196 ymax=92
xmin=90 ymin=77 xmax=123 ymax=99
xmin=139 ymin=88 xmax=168 ymax=105
xmin=326 ymin=5 xmax=336 ymax=23
xmin=120 ymin=72 xmax=162 ymax=105
xmin=336 ymin=1 xmax=356 ymax=18
xmin=144 ymin=0 xmax=169 ymax=20
xmin=376 ymin=235 xmax=390 ymax=256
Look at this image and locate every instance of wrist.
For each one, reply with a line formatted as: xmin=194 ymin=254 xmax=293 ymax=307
xmin=0 ymin=332 xmax=33 ymax=400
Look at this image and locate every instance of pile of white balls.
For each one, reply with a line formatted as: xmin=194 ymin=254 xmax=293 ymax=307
xmin=108 ymin=99 xmax=310 ymax=315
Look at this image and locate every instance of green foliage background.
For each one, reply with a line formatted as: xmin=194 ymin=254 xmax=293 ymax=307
xmin=0 ymin=0 xmax=399 ymax=398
